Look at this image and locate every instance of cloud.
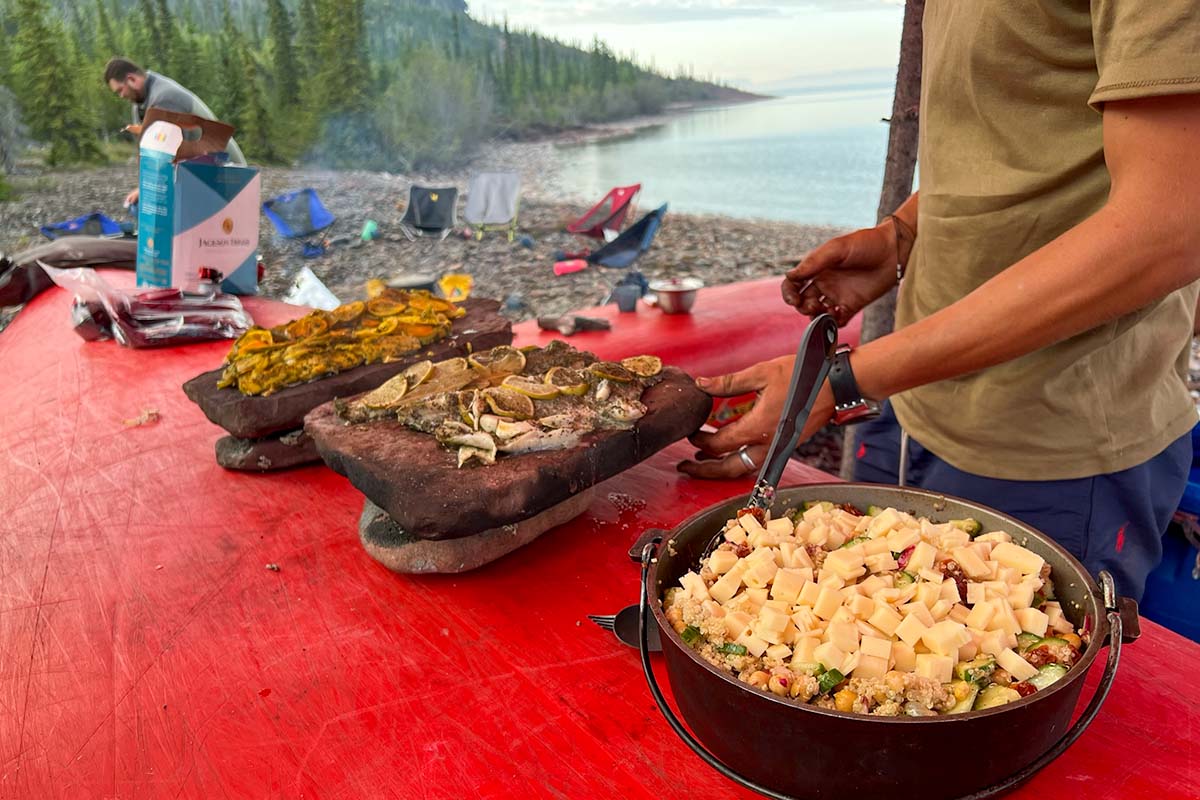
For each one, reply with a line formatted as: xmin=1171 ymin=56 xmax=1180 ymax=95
xmin=479 ymin=0 xmax=902 ymax=27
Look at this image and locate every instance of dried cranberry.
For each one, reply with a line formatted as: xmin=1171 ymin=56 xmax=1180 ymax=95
xmin=737 ymin=507 xmax=767 ymax=525
xmin=839 ymin=503 xmax=863 ymax=516
xmin=1025 ymin=646 xmax=1054 ymax=668
xmin=940 ymin=560 xmax=970 ymax=606
xmin=897 ymin=546 xmax=916 ymax=570
xmin=1012 ymin=682 xmax=1037 ymax=698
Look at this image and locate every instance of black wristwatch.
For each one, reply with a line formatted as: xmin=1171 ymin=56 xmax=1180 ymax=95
xmin=829 ymin=345 xmax=879 ymax=426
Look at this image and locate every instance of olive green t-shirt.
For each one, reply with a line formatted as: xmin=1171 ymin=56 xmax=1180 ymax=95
xmin=892 ymin=0 xmax=1200 ymax=481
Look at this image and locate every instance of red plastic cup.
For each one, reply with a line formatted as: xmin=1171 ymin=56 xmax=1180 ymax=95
xmin=553 ymin=258 xmax=588 ymax=276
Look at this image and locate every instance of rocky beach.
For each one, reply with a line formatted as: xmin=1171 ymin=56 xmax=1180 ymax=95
xmin=0 ymin=129 xmax=851 ymax=471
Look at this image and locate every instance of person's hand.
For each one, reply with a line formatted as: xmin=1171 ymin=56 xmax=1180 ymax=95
xmin=780 ymin=221 xmax=901 ymax=326
xmin=123 ymin=188 xmax=140 ymax=208
xmin=677 ymin=355 xmax=835 ymax=479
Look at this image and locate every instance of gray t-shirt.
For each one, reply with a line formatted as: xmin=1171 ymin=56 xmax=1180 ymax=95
xmin=133 ymin=71 xmax=246 ymax=166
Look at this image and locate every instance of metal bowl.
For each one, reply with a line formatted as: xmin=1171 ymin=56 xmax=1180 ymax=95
xmin=639 ymin=482 xmax=1136 ymax=800
xmin=648 ymin=277 xmax=703 ymax=314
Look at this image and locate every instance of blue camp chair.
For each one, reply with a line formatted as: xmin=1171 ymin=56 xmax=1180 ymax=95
xmin=40 ymin=212 xmax=126 ymax=240
xmin=262 ymin=188 xmax=336 ymax=239
xmin=586 ymin=204 xmax=667 ymax=269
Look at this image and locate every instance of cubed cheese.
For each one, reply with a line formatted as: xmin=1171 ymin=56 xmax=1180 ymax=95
xmin=868 ymin=604 xmax=904 ymax=637
xmin=885 ymin=527 xmax=922 ymax=552
xmin=863 ymin=537 xmax=892 ymax=556
xmin=745 ymin=588 xmax=769 ymax=610
xmin=917 ymin=567 xmax=945 ymax=584
xmin=958 ymin=641 xmax=979 ymax=662
xmin=899 ymin=602 xmax=935 ymax=627
xmin=680 ymin=571 xmax=711 ymax=601
xmin=791 ymin=607 xmax=818 ymax=633
xmin=709 ymin=561 xmax=748 ymax=603
xmin=757 ymin=605 xmax=791 ymax=636
xmin=813 ymin=641 xmax=847 ymax=673
xmin=929 ymin=599 xmax=953 ymax=621
xmin=707 ymin=549 xmax=740 ymax=575
xmin=991 ymin=542 xmax=1046 ymax=576
xmin=792 ymin=636 xmax=820 ymax=666
xmin=914 ymin=653 xmax=954 ymax=684
xmin=853 ymin=654 xmax=889 ymax=680
xmin=966 ymin=582 xmax=987 ymax=606
xmin=892 ymin=641 xmax=917 ymax=672
xmin=989 ymin=599 xmax=1022 ymax=635
xmin=860 ymin=636 xmax=892 ymax=660
xmin=738 ymin=511 xmax=766 ymax=540
xmin=964 ymin=600 xmax=996 ymax=631
xmin=939 ymin=578 xmax=962 ymax=604
xmin=983 ymin=580 xmax=1010 ymax=600
xmin=868 ymin=507 xmax=903 ymax=537
xmin=830 ymin=606 xmax=858 ymax=627
xmin=858 ymin=575 xmax=887 ymax=596
xmin=807 ymin=524 xmax=830 ymax=547
xmin=723 ymin=610 xmax=753 ymax=640
xmin=1008 ymin=581 xmax=1037 ymax=610
xmin=1014 ymin=607 xmax=1050 ymax=637
xmin=765 ymin=643 xmax=793 ymax=662
xmin=948 ymin=604 xmax=972 ymax=625
xmin=906 ymin=541 xmax=938 ymax=573
xmin=915 ymin=582 xmax=941 ymax=609
xmin=724 ymin=525 xmax=748 ymax=546
xmin=996 ymin=647 xmax=1039 ymax=681
xmin=770 ymin=567 xmax=808 ymax=605
xmin=976 ymin=531 xmax=1012 ymax=544
xmin=824 ymin=548 xmax=867 ymax=582
xmin=921 ymin=620 xmax=971 ymax=656
xmin=865 ymin=552 xmax=899 ymax=574
xmin=766 ymin=517 xmax=794 ymax=538
xmin=978 ymin=630 xmax=1007 ymax=657
xmin=735 ymin=630 xmax=770 ymax=658
xmin=894 ymin=613 xmax=929 ymax=647
xmin=812 ymin=586 xmax=843 ymax=620
xmin=950 ymin=546 xmax=991 ymax=580
xmin=797 ymin=580 xmax=821 ymax=608
xmin=816 ymin=573 xmax=846 ymax=591
xmin=827 ymin=621 xmax=860 ymax=653
xmin=938 ymin=529 xmax=971 ymax=551
xmin=848 ymin=595 xmax=876 ymax=620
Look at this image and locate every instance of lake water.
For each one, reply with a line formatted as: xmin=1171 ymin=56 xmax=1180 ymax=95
xmin=553 ymin=90 xmax=895 ymax=229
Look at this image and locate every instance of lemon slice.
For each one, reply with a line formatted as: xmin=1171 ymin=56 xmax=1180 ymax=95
xmin=588 ymin=361 xmax=634 ymax=383
xmin=330 ymin=300 xmax=365 ymax=325
xmin=375 ymin=317 xmax=401 ymax=335
xmin=501 ymin=375 xmax=561 ymax=400
xmin=621 ymin=355 xmax=663 ymax=378
xmin=361 ymin=374 xmax=409 ymax=408
xmin=402 ymin=360 xmax=434 ymax=388
xmin=544 ymin=366 xmax=590 ymax=396
xmin=469 ymin=345 xmax=527 ymax=376
xmin=483 ymin=387 xmax=535 ymax=420
xmin=366 ymin=297 xmax=406 ymax=317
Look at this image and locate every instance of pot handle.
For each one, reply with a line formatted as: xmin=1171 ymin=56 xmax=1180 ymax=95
xmin=639 ymin=549 xmax=1125 ymax=800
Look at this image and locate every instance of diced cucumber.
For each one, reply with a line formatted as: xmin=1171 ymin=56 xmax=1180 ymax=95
xmin=895 ymin=571 xmax=916 ymax=587
xmin=1016 ymin=632 xmax=1042 ymax=653
xmin=817 ymin=668 xmax=846 ymax=695
xmin=717 ymin=643 xmax=748 ymax=656
xmin=954 ymin=656 xmax=997 ymax=686
xmin=949 ymin=518 xmax=983 ymax=537
xmin=802 ymin=501 xmax=835 ymax=512
xmin=948 ymin=680 xmax=980 ymax=714
xmin=1027 ymin=663 xmax=1069 ymax=691
xmin=841 ymin=536 xmax=869 ymax=549
xmin=680 ymin=625 xmax=701 ymax=646
xmin=973 ymin=684 xmax=1022 ymax=711
xmin=867 ymin=505 xmax=885 ymax=516
xmin=1034 ymin=636 xmax=1071 ymax=649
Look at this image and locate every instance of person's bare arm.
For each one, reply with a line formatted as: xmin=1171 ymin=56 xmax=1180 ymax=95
xmin=853 ymin=93 xmax=1200 ymax=404
xmin=684 ymin=94 xmax=1200 ymax=477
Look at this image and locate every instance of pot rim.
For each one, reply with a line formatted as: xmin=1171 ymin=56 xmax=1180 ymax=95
xmin=649 ymin=481 xmax=1107 ymax=725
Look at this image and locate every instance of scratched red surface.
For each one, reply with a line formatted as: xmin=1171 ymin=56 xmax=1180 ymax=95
xmin=1 ymin=277 xmax=1196 ymax=799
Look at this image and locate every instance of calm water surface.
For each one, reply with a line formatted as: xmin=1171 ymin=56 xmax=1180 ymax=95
xmin=553 ymin=90 xmax=895 ymax=228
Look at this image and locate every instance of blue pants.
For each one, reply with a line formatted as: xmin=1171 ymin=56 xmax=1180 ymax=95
xmin=852 ymin=402 xmax=1191 ymax=602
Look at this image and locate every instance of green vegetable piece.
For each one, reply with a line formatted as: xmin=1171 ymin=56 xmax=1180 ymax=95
xmin=717 ymin=643 xmax=748 ymax=656
xmin=1032 ymin=590 xmax=1047 ymax=608
xmin=867 ymin=505 xmax=885 ymax=516
xmin=802 ymin=500 xmax=835 ymax=512
xmin=954 ymin=656 xmax=997 ymax=686
xmin=948 ymin=680 xmax=980 ymax=714
xmin=680 ymin=625 xmax=701 ymax=646
xmin=1035 ymin=636 xmax=1071 ymax=649
xmin=840 ymin=536 xmax=869 ymax=549
xmin=973 ymin=684 xmax=1022 ymax=711
xmin=1027 ymin=663 xmax=1069 ymax=691
xmin=895 ymin=571 xmax=916 ymax=587
xmin=949 ymin=518 xmax=983 ymax=537
xmin=817 ymin=668 xmax=846 ymax=695
xmin=1016 ymin=632 xmax=1042 ymax=653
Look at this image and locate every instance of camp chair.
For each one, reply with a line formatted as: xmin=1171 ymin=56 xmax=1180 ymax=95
xmin=586 ymin=204 xmax=667 ymax=270
xmin=567 ymin=184 xmax=641 ymax=240
xmin=262 ymin=188 xmax=335 ymax=239
xmin=399 ymin=185 xmax=459 ymax=241
xmin=40 ymin=212 xmax=126 ymax=241
xmin=464 ymin=172 xmax=521 ymax=242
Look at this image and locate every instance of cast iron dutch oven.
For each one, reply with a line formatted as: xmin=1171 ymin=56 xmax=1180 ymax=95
xmin=638 ymin=482 xmax=1140 ymax=800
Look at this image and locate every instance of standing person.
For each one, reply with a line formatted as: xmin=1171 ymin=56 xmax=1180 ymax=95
xmin=104 ymin=57 xmax=246 ymax=207
xmin=678 ymin=2 xmax=1200 ymax=602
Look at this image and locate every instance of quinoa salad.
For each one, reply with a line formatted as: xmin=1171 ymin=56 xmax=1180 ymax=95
xmin=662 ymin=502 xmax=1087 ymax=717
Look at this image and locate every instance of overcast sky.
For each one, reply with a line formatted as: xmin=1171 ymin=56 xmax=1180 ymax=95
xmin=469 ymin=1 xmax=905 ymax=90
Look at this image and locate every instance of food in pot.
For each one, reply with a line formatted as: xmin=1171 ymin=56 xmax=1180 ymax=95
xmin=337 ymin=341 xmax=665 ymax=467
xmin=216 ymin=281 xmax=465 ymax=396
xmin=662 ymin=502 xmax=1087 ymax=717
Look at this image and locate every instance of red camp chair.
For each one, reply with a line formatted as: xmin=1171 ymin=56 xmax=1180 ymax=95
xmin=566 ymin=184 xmax=641 ymax=240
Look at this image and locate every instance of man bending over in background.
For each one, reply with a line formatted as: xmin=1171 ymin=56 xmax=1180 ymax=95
xmin=103 ymin=56 xmax=246 ymax=207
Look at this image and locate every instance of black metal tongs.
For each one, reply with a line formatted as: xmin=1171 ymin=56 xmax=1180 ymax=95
xmin=701 ymin=313 xmax=840 ymax=556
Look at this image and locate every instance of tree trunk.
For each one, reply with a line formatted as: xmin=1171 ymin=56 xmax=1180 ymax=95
xmin=840 ymin=0 xmax=925 ymax=479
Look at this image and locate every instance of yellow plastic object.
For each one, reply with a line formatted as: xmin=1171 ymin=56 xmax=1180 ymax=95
xmin=439 ymin=273 xmax=473 ymax=302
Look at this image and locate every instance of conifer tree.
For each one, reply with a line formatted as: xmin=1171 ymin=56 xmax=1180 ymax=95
xmin=238 ymin=53 xmax=274 ymax=162
xmin=216 ymin=0 xmax=246 ymax=128
xmin=11 ymin=0 xmax=101 ymax=164
xmin=266 ymin=0 xmax=300 ymax=108
xmin=154 ymin=0 xmax=180 ymax=75
xmin=94 ymin=0 xmax=118 ymax=56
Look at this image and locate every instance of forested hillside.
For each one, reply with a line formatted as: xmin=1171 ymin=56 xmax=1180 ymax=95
xmin=0 ymin=0 xmax=750 ymax=180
